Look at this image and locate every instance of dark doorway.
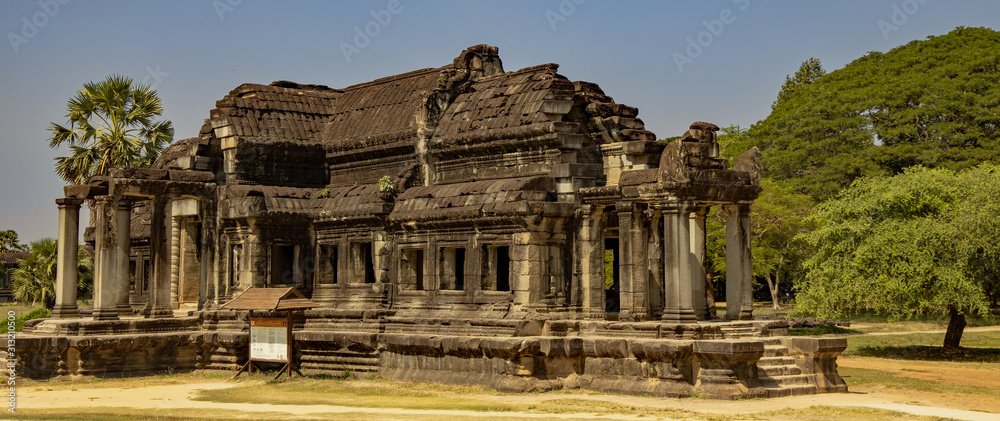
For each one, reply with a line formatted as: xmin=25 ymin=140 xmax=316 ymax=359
xmin=496 ymin=246 xmax=510 ymax=292
xmin=604 ymin=238 xmax=620 ymax=313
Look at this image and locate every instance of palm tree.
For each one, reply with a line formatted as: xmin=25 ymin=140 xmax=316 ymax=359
xmin=48 ymin=74 xmax=173 ymax=184
xmin=12 ymin=238 xmax=93 ymax=309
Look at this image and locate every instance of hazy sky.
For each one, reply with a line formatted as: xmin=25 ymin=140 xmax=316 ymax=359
xmin=2 ymin=0 xmax=998 ymax=243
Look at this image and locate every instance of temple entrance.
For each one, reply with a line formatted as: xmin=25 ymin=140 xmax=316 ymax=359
xmin=178 ymin=220 xmax=201 ymax=305
xmin=604 ymin=238 xmax=620 ymax=314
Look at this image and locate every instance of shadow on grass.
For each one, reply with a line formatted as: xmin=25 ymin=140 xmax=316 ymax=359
xmin=788 ymin=325 xmax=862 ymax=336
xmin=852 ymin=345 xmax=1000 ymax=363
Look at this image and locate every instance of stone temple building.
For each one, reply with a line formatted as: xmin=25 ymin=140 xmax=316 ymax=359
xmin=22 ymin=45 xmax=846 ymax=398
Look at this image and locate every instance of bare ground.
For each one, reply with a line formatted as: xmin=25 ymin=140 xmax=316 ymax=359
xmin=15 ymin=364 xmax=1000 ymax=421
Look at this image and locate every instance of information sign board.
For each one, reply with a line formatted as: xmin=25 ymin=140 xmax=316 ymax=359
xmin=249 ymin=317 xmax=290 ymax=363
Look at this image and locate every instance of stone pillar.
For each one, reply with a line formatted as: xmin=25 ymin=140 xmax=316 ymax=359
xmin=115 ymin=200 xmax=132 ymax=315
xmin=646 ymin=208 xmax=664 ymax=319
xmin=578 ymin=205 xmax=605 ymax=320
xmin=662 ymin=201 xmax=696 ymax=322
xmin=690 ymin=206 xmax=709 ymax=320
xmin=615 ymin=203 xmax=635 ymax=321
xmin=724 ymin=203 xmax=753 ymax=320
xmin=169 ymin=214 xmax=181 ymax=309
xmin=201 ymin=202 xmax=217 ymax=309
xmin=511 ymin=232 xmax=545 ymax=307
xmin=92 ymin=196 xmax=119 ymax=321
xmin=631 ymin=205 xmax=648 ymax=320
xmin=52 ymin=198 xmax=83 ymax=319
xmin=145 ymin=196 xmax=174 ymax=318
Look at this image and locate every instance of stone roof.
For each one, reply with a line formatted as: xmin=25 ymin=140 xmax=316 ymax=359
xmin=1 ymin=252 xmax=29 ymax=265
xmin=321 ymin=68 xmax=441 ymax=152
xmin=390 ymin=177 xmax=556 ymax=223
xmin=431 ymin=64 xmax=574 ymax=148
xmin=203 ymin=82 xmax=341 ymax=144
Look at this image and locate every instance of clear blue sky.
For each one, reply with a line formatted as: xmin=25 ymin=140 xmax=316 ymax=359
xmin=2 ymin=0 xmax=998 ymax=243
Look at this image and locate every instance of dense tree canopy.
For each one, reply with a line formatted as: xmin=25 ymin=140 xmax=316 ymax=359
xmin=48 ymin=74 xmax=173 ymax=184
xmin=744 ymin=27 xmax=1000 ymax=202
xmin=796 ymin=165 xmax=1000 ymax=347
xmin=0 ymin=230 xmax=25 ymax=254
xmin=12 ymin=238 xmax=92 ymax=309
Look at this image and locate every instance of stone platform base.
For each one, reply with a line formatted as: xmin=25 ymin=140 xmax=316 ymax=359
xmin=11 ymin=312 xmax=846 ymax=399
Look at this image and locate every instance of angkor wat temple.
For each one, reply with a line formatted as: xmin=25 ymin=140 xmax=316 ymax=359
xmin=17 ymin=45 xmax=846 ymax=398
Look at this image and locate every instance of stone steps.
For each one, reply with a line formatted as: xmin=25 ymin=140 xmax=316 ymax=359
xmin=719 ymin=324 xmax=757 ymax=339
xmin=763 ymin=345 xmax=788 ymax=357
xmin=758 ymin=356 xmax=795 ymax=366
xmin=763 ymin=384 xmax=817 ymax=398
xmin=759 ymin=373 xmax=814 ymax=387
xmin=756 ymin=341 xmax=817 ymax=397
xmin=759 ymin=364 xmax=802 ymax=377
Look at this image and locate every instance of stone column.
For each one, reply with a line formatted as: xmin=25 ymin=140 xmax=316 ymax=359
xmin=52 ymin=198 xmax=83 ymax=319
xmin=169 ymin=214 xmax=181 ymax=309
xmin=511 ymin=232 xmax=545 ymax=307
xmin=662 ymin=201 xmax=696 ymax=322
xmin=145 ymin=196 xmax=174 ymax=318
xmin=116 ymin=200 xmax=132 ymax=316
xmin=646 ymin=208 xmax=664 ymax=319
xmin=690 ymin=206 xmax=709 ymax=320
xmin=92 ymin=196 xmax=119 ymax=321
xmin=578 ymin=205 xmax=605 ymax=320
xmin=629 ymin=204 xmax=648 ymax=320
xmin=724 ymin=203 xmax=753 ymax=320
xmin=201 ymin=202 xmax=217 ymax=309
xmin=615 ymin=203 xmax=635 ymax=320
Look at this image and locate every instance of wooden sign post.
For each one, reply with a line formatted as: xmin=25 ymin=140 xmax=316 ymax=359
xmin=221 ymin=287 xmax=318 ymax=380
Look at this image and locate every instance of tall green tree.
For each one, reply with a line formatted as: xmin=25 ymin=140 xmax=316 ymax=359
xmin=749 ymin=179 xmax=815 ymax=309
xmin=796 ymin=165 xmax=1000 ymax=348
xmin=706 ymin=127 xmax=817 ymax=309
xmin=772 ymin=57 xmax=826 ymax=109
xmin=0 ymin=230 xmax=26 ymax=254
xmin=744 ymin=27 xmax=1000 ymax=202
xmin=12 ymin=238 xmax=93 ymax=309
xmin=48 ymin=74 xmax=173 ymax=184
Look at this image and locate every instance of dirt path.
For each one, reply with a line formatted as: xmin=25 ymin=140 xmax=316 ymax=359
xmin=18 ymin=379 xmax=1000 ymax=421
xmin=848 ymin=326 xmax=1000 ymax=336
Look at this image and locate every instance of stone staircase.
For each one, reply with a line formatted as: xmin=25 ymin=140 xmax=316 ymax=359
xmin=719 ymin=323 xmax=757 ymax=338
xmin=756 ymin=338 xmax=817 ymax=397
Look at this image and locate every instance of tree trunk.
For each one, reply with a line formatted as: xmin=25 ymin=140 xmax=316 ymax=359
xmin=765 ymin=273 xmax=780 ymax=310
xmin=705 ymin=270 xmax=716 ymax=318
xmin=943 ymin=305 xmax=966 ymax=348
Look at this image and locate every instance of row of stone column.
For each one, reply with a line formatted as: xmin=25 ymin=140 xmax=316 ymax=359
xmin=51 ymin=196 xmax=175 ymax=320
xmin=578 ymin=200 xmax=753 ymax=322
xmin=657 ymin=201 xmax=753 ymax=321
